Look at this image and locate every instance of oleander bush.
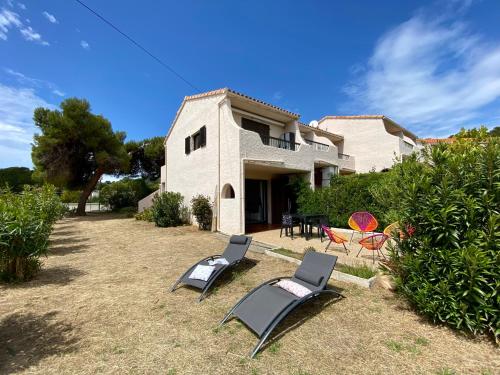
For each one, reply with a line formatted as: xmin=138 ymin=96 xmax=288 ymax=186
xmin=296 ymin=172 xmax=391 ymax=228
xmin=0 ymin=185 xmax=65 ymax=281
xmin=135 ymin=207 xmax=154 ymax=222
xmin=190 ymin=194 xmax=212 ymax=230
xmin=151 ymin=191 xmax=185 ymax=227
xmin=387 ymin=140 xmax=499 ymax=341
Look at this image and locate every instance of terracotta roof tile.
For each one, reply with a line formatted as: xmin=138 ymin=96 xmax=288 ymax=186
xmin=418 ymin=138 xmax=456 ymax=144
xmin=185 ymin=88 xmax=300 ymax=118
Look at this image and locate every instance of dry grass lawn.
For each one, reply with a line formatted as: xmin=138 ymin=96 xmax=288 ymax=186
xmin=0 ymin=214 xmax=498 ymax=374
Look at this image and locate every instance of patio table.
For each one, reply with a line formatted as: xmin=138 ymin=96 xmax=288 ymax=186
xmin=290 ymin=213 xmax=328 ymax=240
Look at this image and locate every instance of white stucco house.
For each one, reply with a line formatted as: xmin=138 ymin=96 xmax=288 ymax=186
xmin=150 ymin=88 xmax=418 ymax=235
xmin=318 ymin=115 xmax=418 ymax=173
xmin=158 ymin=88 xmax=358 ymax=234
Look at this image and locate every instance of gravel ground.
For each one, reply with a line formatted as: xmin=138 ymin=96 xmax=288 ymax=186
xmin=0 ymin=214 xmax=498 ymax=375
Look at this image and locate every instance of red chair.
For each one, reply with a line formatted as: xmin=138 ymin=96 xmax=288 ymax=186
xmin=357 ymin=233 xmax=388 ymax=263
xmin=348 ymin=211 xmax=378 ymax=243
xmin=322 ymin=225 xmax=349 ymax=254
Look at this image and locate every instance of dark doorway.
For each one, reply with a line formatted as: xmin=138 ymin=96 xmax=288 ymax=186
xmin=245 ymin=179 xmax=268 ymax=224
xmin=271 ymin=175 xmax=296 ymax=224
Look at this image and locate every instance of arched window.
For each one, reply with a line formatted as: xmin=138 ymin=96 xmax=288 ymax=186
xmin=221 ymin=183 xmax=235 ymax=199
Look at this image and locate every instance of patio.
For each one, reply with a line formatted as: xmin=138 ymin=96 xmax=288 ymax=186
xmin=248 ymin=227 xmax=389 ymax=269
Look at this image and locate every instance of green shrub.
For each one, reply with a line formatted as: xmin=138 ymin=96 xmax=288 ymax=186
xmin=60 ymin=189 xmax=82 ymax=203
xmin=99 ymin=178 xmax=154 ymax=211
xmin=387 ymin=140 xmax=499 ymax=341
xmin=0 ymin=185 xmax=65 ymax=281
xmin=135 ymin=207 xmax=154 ymax=222
xmin=152 ymin=192 xmax=184 ymax=227
xmin=190 ymin=195 xmax=212 ymax=230
xmin=297 ymin=172 xmax=391 ymax=228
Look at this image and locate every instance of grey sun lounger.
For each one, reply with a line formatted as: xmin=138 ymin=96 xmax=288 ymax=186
xmin=219 ymin=251 xmax=342 ymax=357
xmin=170 ymin=235 xmax=252 ymax=302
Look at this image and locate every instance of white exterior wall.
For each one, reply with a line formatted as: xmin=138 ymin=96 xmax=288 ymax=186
xmin=165 ymin=94 xmax=224 ymax=223
xmin=319 ymin=118 xmax=401 ymax=172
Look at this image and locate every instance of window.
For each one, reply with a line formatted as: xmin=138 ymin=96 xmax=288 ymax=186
xmin=221 ymin=183 xmax=235 ymax=199
xmin=186 ymin=126 xmax=206 ymax=154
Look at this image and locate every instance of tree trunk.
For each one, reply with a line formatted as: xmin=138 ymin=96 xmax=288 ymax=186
xmin=76 ymin=168 xmax=104 ymax=216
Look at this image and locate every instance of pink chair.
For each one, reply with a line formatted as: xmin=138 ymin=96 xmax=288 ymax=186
xmin=347 ymin=211 xmax=378 ymax=243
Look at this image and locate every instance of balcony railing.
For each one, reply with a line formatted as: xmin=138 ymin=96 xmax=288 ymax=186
xmin=304 ymin=139 xmax=330 ymax=151
xmin=338 ymin=153 xmax=351 ymax=160
xmin=261 ymin=135 xmax=300 ymax=151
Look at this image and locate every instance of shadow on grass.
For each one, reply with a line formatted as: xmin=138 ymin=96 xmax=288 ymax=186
xmin=174 ymin=258 xmax=259 ymax=299
xmin=48 ymin=244 xmax=90 ymax=256
xmin=0 ymin=311 xmax=79 ymax=374
xmin=258 ymin=290 xmax=345 ymax=353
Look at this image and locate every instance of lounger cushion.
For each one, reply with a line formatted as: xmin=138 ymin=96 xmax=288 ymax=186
xmin=276 ymin=280 xmax=311 ymax=298
xmin=188 ymin=265 xmax=215 ymax=281
xmin=208 ymin=257 xmax=229 ymax=266
xmin=294 ymin=268 xmax=323 ymax=287
xmin=233 ymin=285 xmax=297 ymax=337
xmin=229 ymin=235 xmax=248 ymax=245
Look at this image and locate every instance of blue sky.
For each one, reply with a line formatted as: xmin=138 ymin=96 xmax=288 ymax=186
xmin=1 ymin=0 xmax=500 ymax=168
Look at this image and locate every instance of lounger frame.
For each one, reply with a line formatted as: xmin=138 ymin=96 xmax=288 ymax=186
xmin=220 ymin=276 xmax=344 ymax=358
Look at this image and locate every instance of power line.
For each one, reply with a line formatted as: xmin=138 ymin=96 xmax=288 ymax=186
xmin=74 ymin=0 xmax=200 ymax=91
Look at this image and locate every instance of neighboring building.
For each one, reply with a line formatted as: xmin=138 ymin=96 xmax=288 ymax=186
xmin=160 ymin=88 xmax=355 ymax=234
xmin=318 ymin=115 xmax=418 ymax=173
xmin=151 ymin=88 xmax=419 ymax=234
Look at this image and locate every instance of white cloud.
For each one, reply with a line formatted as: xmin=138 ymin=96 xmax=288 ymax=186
xmin=0 ymin=8 xmax=21 ymax=40
xmin=4 ymin=68 xmax=65 ymax=97
xmin=20 ymin=25 xmax=49 ymax=45
xmin=52 ymin=89 xmax=65 ymax=97
xmin=0 ymin=8 xmax=49 ymax=45
xmin=343 ymin=2 xmax=500 ymax=137
xmin=42 ymin=10 xmax=57 ymax=24
xmin=0 ymin=83 xmax=53 ymax=167
xmin=80 ymin=40 xmax=90 ymax=50
xmin=17 ymin=3 xmax=25 ymax=10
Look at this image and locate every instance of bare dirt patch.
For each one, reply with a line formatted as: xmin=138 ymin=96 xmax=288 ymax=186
xmin=0 ymin=214 xmax=498 ymax=374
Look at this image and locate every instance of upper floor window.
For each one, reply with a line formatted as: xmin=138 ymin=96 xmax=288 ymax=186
xmin=185 ymin=125 xmax=206 ymax=155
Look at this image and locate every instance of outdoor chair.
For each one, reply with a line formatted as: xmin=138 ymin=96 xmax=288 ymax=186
xmin=356 ymin=233 xmax=388 ymax=264
xmin=170 ymin=235 xmax=252 ymax=301
xmin=322 ymin=225 xmax=349 ymax=254
xmin=347 ymin=211 xmax=378 ymax=243
xmin=313 ymin=216 xmax=329 ymax=241
xmin=219 ymin=251 xmax=343 ymax=358
xmin=280 ymin=213 xmax=299 ymax=239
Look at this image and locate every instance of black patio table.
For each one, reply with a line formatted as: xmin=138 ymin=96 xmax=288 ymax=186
xmin=290 ymin=213 xmax=328 ymax=240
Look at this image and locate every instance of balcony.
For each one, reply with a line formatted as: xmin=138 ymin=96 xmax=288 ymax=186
xmin=338 ymin=153 xmax=351 ymax=160
xmin=261 ymin=135 xmax=300 ymax=151
xmin=305 ymin=139 xmax=330 ymax=152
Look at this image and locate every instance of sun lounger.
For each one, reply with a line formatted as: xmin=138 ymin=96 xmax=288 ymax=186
xmin=170 ymin=235 xmax=252 ymax=302
xmin=219 ymin=251 xmax=342 ymax=357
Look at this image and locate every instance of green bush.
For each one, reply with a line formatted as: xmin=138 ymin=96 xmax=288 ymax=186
xmin=99 ymin=178 xmax=154 ymax=211
xmin=190 ymin=194 xmax=212 ymax=230
xmin=60 ymin=189 xmax=82 ymax=203
xmin=135 ymin=207 xmax=154 ymax=222
xmin=297 ymin=172 xmax=391 ymax=228
xmin=387 ymin=140 xmax=499 ymax=341
xmin=0 ymin=185 xmax=65 ymax=281
xmin=152 ymin=192 xmax=184 ymax=227
xmin=0 ymin=167 xmax=34 ymax=192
